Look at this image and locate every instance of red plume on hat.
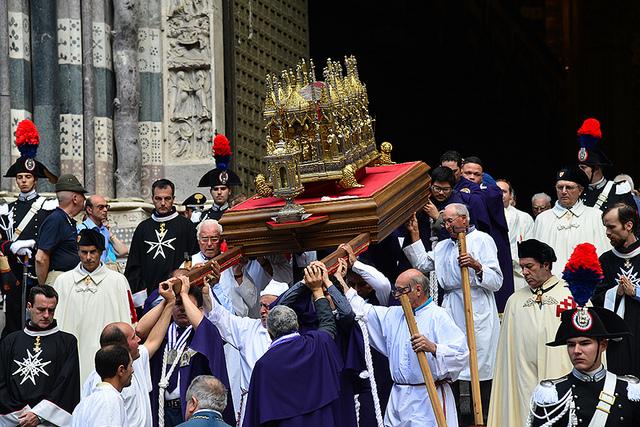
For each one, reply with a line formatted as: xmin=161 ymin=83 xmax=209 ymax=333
xmin=212 ymin=133 xmax=232 ymax=170
xmin=15 ymin=119 xmax=40 ymax=159
xmin=562 ymin=243 xmax=603 ymax=307
xmin=577 ymin=118 xmax=602 ymax=150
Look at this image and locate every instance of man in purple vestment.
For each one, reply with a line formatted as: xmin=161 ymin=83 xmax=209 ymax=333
xmin=150 ymin=276 xmax=234 ymax=427
xmin=243 ymin=265 xmax=342 ymax=427
xmin=461 ymin=156 xmax=513 ymax=311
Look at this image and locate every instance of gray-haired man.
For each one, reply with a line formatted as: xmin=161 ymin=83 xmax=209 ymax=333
xmin=177 ymin=375 xmax=231 ymax=426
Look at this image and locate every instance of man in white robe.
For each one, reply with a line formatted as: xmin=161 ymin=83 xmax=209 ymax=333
xmin=497 ymin=179 xmax=534 ymax=290
xmin=403 ymin=203 xmax=502 ymax=419
xmin=54 ymin=228 xmax=134 ymax=383
xmin=487 ymin=239 xmax=575 ymax=427
xmin=72 ymin=345 xmax=133 ymax=427
xmin=186 ymin=218 xmax=257 ymax=416
xmin=82 ymin=282 xmax=176 ymax=427
xmin=188 ymin=219 xmax=257 ymax=317
xmin=533 ymin=165 xmax=611 ymax=277
xmin=205 ymin=278 xmax=288 ymax=425
xmin=346 ymin=268 xmax=469 ymax=426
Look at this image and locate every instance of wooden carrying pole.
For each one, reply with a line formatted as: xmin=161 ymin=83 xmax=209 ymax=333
xmin=320 ymin=232 xmax=371 ymax=273
xmin=398 ymin=294 xmax=447 ymax=427
xmin=457 ymin=231 xmax=484 ymax=426
xmin=170 ymin=246 xmax=243 ymax=294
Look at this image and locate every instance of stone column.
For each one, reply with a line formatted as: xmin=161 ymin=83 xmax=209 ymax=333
xmin=93 ymin=0 xmax=115 ymax=197
xmin=31 ymin=0 xmax=60 ymax=191
xmin=57 ymin=0 xmax=84 ymax=183
xmin=138 ymin=1 xmax=163 ymax=200
xmin=6 ymin=0 xmax=32 ymax=190
xmin=0 ymin=0 xmax=11 ymax=190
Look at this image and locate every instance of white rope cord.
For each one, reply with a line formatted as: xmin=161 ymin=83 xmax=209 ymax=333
xmin=355 ymin=315 xmax=384 ymax=427
xmin=354 ymin=394 xmax=361 ymax=427
xmin=526 ymin=389 xmax=574 ymax=427
xmin=429 ymin=271 xmax=438 ymax=303
xmin=158 ymin=341 xmax=188 ymax=427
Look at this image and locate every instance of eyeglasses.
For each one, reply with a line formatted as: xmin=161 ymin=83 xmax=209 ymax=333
xmin=95 ymin=204 xmax=110 ymax=210
xmin=532 ymin=206 xmax=548 ymax=212
xmin=555 ymin=185 xmax=579 ymax=192
xmin=432 ymin=185 xmax=452 ymax=193
xmin=392 ymin=284 xmax=412 ymax=298
xmin=199 ymin=236 xmax=221 ymax=243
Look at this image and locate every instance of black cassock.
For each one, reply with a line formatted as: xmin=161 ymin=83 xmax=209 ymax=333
xmin=594 ymin=242 xmax=640 ymax=377
xmin=0 ymin=321 xmax=80 ymax=424
xmin=124 ymin=210 xmax=198 ymax=302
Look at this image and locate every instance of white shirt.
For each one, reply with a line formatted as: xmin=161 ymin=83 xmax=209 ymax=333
xmin=504 ymin=205 xmax=534 ymax=290
xmin=72 ymin=382 xmax=127 ymax=427
xmin=82 ymin=345 xmax=153 ymax=427
xmin=352 ymin=260 xmax=392 ymax=306
xmin=190 ymin=252 xmax=258 ymax=317
xmin=403 ymin=228 xmax=503 ymax=381
xmin=532 ymin=200 xmax=611 ymax=277
xmin=205 ymin=293 xmax=271 ymax=392
xmin=347 ymin=288 xmax=468 ymax=426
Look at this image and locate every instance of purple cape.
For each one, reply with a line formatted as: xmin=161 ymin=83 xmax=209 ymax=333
xmin=455 ymin=178 xmax=513 ymax=310
xmin=242 ymin=330 xmax=342 ymax=427
xmin=150 ymin=318 xmax=235 ymax=426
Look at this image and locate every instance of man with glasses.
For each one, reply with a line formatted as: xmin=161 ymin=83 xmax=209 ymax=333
xmin=404 ymin=202 xmax=503 ymax=423
xmin=189 ymin=219 xmax=257 ymax=318
xmin=533 ymin=166 xmax=610 ymax=276
xmin=531 ymin=193 xmax=553 ymax=218
xmin=78 ymin=195 xmax=128 ymax=266
xmin=345 ymin=267 xmax=468 ymax=426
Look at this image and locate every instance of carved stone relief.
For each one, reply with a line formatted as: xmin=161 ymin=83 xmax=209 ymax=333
xmin=164 ymin=0 xmax=213 ymax=162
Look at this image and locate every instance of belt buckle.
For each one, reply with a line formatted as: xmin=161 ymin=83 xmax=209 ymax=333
xmin=598 ymin=390 xmax=616 ymax=406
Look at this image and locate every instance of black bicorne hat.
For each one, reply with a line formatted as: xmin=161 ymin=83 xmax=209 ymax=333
xmin=198 ymin=134 xmax=242 ymax=188
xmin=546 ymin=306 xmax=630 ymax=346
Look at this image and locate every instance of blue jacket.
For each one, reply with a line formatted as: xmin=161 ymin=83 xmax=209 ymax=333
xmin=176 ymin=409 xmax=231 ymax=427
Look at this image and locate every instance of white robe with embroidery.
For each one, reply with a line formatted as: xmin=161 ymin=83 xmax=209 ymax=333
xmin=487 ymin=277 xmax=575 ymax=427
xmin=54 ymin=263 xmax=132 ymax=384
xmin=505 ymin=205 xmax=534 ymax=290
xmin=347 ymin=288 xmax=468 ymax=427
xmin=403 ymin=229 xmax=503 ymax=381
xmin=532 ymin=200 xmax=611 ymax=277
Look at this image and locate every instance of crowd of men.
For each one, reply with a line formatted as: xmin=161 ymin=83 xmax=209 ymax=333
xmin=1 ymin=118 xmax=640 ymax=427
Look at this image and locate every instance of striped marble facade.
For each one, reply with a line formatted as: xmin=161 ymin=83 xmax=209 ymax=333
xmin=7 ymin=0 xmax=32 ymax=184
xmin=138 ymin=1 xmax=164 ymax=200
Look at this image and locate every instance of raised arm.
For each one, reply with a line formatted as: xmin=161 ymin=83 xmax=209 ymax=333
xmin=142 ymin=280 xmax=176 ymax=358
xmin=304 ymin=264 xmax=337 ymax=339
xmin=178 ymin=276 xmax=205 ymax=330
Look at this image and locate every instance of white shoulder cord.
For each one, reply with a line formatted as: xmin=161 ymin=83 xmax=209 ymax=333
xmin=158 ymin=324 xmax=192 ymax=427
xmin=526 ymin=389 xmax=576 ymax=427
xmin=355 ymin=315 xmax=384 ymax=427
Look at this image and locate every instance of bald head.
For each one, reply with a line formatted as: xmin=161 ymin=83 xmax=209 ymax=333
xmin=100 ymin=323 xmax=129 ymax=347
xmin=100 ymin=322 xmax=140 ymax=360
xmin=395 ymin=268 xmax=430 ymax=309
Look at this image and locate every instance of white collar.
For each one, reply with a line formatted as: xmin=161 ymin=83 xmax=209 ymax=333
xmin=152 ymin=211 xmax=179 ymax=222
xmin=551 ymin=199 xmax=586 ymax=218
xmin=72 ymin=262 xmax=108 ymax=285
xmin=589 ymin=177 xmax=606 ymax=190
xmin=18 ymin=190 xmax=38 ymax=201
